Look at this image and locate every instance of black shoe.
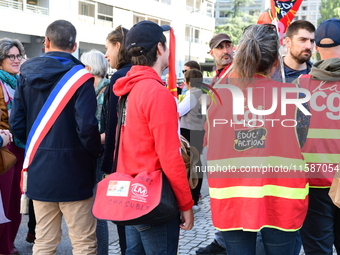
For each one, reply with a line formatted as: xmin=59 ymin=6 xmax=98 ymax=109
xmin=196 ymin=240 xmax=227 ymax=254
xmin=26 ymin=232 xmax=36 ymax=243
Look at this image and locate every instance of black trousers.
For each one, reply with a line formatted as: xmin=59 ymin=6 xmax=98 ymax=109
xmin=180 ymin=128 xmax=205 ymax=205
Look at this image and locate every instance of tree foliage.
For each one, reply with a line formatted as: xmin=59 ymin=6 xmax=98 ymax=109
xmin=215 ymin=13 xmax=258 ymax=46
xmin=214 ymin=0 xmax=258 ymax=46
xmin=318 ymin=0 xmax=340 ymax=25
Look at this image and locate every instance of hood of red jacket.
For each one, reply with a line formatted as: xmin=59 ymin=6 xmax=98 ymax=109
xmin=113 ymin=65 xmax=165 ymax=96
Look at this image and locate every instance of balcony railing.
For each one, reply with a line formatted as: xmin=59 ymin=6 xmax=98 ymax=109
xmin=26 ymin=3 xmax=48 ymax=15
xmin=0 ymin=0 xmax=48 ymax=15
xmin=0 ymin=0 xmax=22 ymax=10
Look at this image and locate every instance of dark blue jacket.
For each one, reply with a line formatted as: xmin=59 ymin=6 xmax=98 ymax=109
xmin=101 ymin=63 xmax=132 ymax=174
xmin=9 ymin=52 xmax=103 ymax=202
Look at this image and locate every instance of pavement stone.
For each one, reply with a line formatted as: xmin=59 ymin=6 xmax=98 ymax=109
xmin=107 ymin=194 xmax=337 ymax=255
xmin=14 ymin=177 xmax=338 ymax=254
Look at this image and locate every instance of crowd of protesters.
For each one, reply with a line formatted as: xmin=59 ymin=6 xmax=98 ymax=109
xmin=0 ymin=15 xmax=339 ymax=255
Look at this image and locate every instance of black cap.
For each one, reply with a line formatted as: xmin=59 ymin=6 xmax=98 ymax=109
xmin=125 ymin=20 xmax=171 ymax=56
xmin=315 ymin=18 xmax=340 ymax=48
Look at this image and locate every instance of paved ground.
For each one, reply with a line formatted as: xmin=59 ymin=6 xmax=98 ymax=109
xmin=14 ymin=176 xmax=337 ymax=254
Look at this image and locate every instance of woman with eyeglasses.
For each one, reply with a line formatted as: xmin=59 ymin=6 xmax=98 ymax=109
xmin=206 ymin=24 xmax=309 ymax=255
xmin=0 ymin=38 xmax=25 ymax=255
xmin=101 ymin=25 xmax=131 ymax=255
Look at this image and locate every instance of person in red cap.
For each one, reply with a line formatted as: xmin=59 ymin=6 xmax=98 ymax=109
xmin=112 ymin=20 xmax=194 ymax=255
xmin=295 ymin=17 xmax=340 ymax=255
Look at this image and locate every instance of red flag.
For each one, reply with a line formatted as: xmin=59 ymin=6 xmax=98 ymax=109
xmin=168 ymin=28 xmax=177 ymax=98
xmin=258 ymin=0 xmax=303 ymax=43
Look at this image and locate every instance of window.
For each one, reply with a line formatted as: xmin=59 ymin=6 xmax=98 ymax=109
xmin=302 ymin=6 xmax=307 ymax=11
xmin=186 ymin=0 xmax=200 ymax=12
xmin=206 ymin=2 xmax=213 ymax=17
xmin=309 ymin=4 xmax=316 ymax=10
xmin=220 ymin=11 xmax=228 ymax=17
xmin=79 ymin=1 xmax=95 ymax=17
xmin=185 ymin=26 xmax=191 ymax=42
xmin=194 ymin=29 xmax=200 ymax=43
xmin=133 ymin=15 xmax=145 ymax=24
xmin=148 ymin=17 xmax=158 ymax=24
xmin=27 ymin=0 xmax=38 ymax=5
xmin=195 ymin=0 xmax=201 ymax=10
xmin=160 ymin=20 xmax=171 ymax=26
xmin=301 ymin=16 xmax=307 ymax=20
xmin=98 ymin=3 xmax=113 ymax=22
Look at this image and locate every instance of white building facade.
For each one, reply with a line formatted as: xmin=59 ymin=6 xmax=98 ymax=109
xmin=215 ymin=0 xmax=321 ymax=29
xmin=0 ymin=0 xmax=216 ymax=77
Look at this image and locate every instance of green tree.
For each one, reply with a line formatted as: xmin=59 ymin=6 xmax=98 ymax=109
xmin=214 ymin=0 xmax=258 ymax=46
xmin=318 ymin=0 xmax=340 ymax=25
xmin=215 ymin=13 xmax=258 ymax=46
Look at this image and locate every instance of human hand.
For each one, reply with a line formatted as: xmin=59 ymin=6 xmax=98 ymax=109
xmin=0 ymin=130 xmax=13 ymax=147
xmin=180 ymin=209 xmax=194 ymax=230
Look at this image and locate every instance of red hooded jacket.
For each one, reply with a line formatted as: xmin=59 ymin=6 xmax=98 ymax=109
xmin=113 ymin=65 xmax=194 ymax=211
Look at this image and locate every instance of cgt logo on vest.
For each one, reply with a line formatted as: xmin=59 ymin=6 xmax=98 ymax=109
xmin=131 ymin=183 xmax=148 ymax=203
xmin=310 ymin=81 xmax=340 ymax=120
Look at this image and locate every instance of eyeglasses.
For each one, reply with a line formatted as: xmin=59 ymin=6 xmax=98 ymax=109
xmin=182 ymin=70 xmax=187 ymax=74
xmin=5 ymin=54 xmax=24 ymax=61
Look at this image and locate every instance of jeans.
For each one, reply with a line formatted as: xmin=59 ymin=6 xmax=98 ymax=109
xmin=125 ymin=215 xmax=180 ymax=255
xmin=96 ymin=219 xmax=108 ymax=255
xmin=221 ymin=228 xmax=298 ymax=255
xmin=215 ymin=230 xmax=265 ymax=255
xmin=300 ymin=188 xmax=340 ymax=255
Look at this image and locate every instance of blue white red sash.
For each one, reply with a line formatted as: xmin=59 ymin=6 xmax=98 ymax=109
xmin=23 ymin=65 xmax=92 ymax=170
xmin=21 ymin=65 xmax=92 ymax=195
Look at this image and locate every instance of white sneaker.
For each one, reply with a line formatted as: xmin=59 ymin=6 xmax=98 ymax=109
xmin=192 ymin=205 xmax=199 ymax=211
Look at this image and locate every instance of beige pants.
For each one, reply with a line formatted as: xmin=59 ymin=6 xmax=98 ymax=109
xmin=32 ymin=197 xmax=97 ymax=255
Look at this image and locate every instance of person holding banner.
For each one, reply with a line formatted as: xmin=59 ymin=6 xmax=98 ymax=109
xmin=9 ymin=20 xmax=103 ymax=254
xmin=296 ymin=18 xmax=340 ymax=255
xmin=206 ymin=24 xmax=309 ymax=255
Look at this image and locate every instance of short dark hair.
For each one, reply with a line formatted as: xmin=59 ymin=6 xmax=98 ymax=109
xmin=129 ymin=34 xmax=166 ymax=67
xmin=184 ymin=61 xmax=201 ymax=71
xmin=184 ymin=69 xmax=203 ymax=88
xmin=107 ymin=25 xmax=131 ymax=70
xmin=46 ymin=20 xmax=76 ymax=51
xmin=285 ymin=20 xmax=316 ymax=39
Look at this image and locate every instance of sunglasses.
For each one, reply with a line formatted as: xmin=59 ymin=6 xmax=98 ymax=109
xmin=6 ymin=54 xmax=24 ymax=61
xmin=182 ymin=70 xmax=187 ymax=74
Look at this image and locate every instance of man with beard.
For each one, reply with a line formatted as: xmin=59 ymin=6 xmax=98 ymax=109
xmin=208 ymin=33 xmax=233 ymax=86
xmin=296 ymin=18 xmax=340 ymax=255
xmin=283 ymin=20 xmax=316 ymax=82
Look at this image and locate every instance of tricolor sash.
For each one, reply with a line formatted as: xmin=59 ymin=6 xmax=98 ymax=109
xmin=20 ymin=65 xmax=93 ymax=213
